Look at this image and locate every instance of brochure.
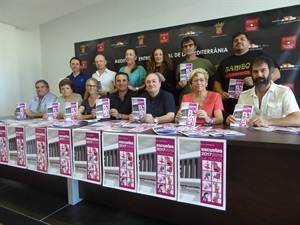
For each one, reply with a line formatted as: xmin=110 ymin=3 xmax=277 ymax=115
xmin=47 ymin=102 xmax=60 ymax=120
xmin=96 ymin=98 xmax=110 ymax=119
xmin=178 ymin=102 xmax=198 ymax=126
xmin=251 ymin=126 xmax=300 ymax=135
xmin=180 ymin=63 xmax=193 ymax=81
xmin=177 ymin=125 xmax=210 ymax=138
xmin=16 ymin=102 xmax=26 ymax=119
xmin=231 ymin=104 xmax=254 ymax=127
xmin=228 ymin=79 xmax=243 ymax=99
xmin=152 ymin=123 xmax=177 ymax=135
xmin=65 ymin=102 xmax=78 ymax=121
xmin=204 ymin=128 xmax=245 ymax=137
xmin=132 ymin=97 xmax=146 ymax=121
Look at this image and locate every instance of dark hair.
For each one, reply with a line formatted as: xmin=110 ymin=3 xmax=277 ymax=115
xmin=181 ymin=36 xmax=197 ymax=49
xmin=35 ymin=79 xmax=49 ymax=88
xmin=232 ymin=32 xmax=250 ymax=42
xmin=146 ymin=48 xmax=173 ymax=75
xmin=69 ymin=56 xmax=82 ymax=65
xmin=59 ymin=78 xmax=74 ymax=91
xmin=125 ymin=48 xmax=138 ymax=73
xmin=115 ymin=72 xmax=129 ymax=82
xmin=251 ymin=55 xmax=275 ymax=74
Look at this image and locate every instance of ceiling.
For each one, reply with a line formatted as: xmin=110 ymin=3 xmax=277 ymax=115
xmin=0 ymin=0 xmax=103 ymax=30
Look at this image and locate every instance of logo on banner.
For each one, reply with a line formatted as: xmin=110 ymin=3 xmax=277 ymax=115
xmin=80 ymin=45 xmax=86 ymax=54
xmin=280 ymin=63 xmax=299 ymax=71
xmin=245 ymin=18 xmax=259 ymax=32
xmin=81 ymin=60 xmax=87 ymax=69
xmin=281 ymin=35 xmax=296 ymax=50
xmin=272 ymin=15 xmax=300 ymax=24
xmin=160 ymin=32 xmax=169 ymax=44
xmin=111 ymin=41 xmax=127 ymax=48
xmin=138 ymin=35 xmax=145 ymax=46
xmin=97 ymin=42 xmax=105 ymax=52
xmin=214 ymin=23 xmax=224 ymax=35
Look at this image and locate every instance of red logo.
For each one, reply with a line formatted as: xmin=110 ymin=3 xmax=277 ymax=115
xmin=81 ymin=60 xmax=87 ymax=69
xmin=160 ymin=32 xmax=169 ymax=44
xmin=97 ymin=43 xmax=104 ymax=52
xmin=281 ymin=36 xmax=296 ymax=50
xmin=245 ymin=18 xmax=259 ymax=32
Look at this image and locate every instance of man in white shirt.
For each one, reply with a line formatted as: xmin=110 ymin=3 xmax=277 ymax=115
xmin=226 ymin=55 xmax=300 ymax=127
xmin=91 ymin=54 xmax=116 ymax=97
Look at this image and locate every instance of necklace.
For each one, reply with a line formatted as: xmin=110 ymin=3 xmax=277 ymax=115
xmin=193 ymin=91 xmax=208 ymax=107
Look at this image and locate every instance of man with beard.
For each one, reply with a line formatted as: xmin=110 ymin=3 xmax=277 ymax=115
xmin=226 ymin=55 xmax=300 ymax=127
xmin=213 ymin=32 xmax=281 ymax=119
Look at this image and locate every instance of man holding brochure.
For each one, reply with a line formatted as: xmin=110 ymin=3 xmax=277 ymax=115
xmin=226 ymin=55 xmax=300 ymax=127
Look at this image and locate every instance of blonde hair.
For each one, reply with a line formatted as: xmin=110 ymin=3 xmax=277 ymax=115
xmin=189 ymin=68 xmax=209 ymax=84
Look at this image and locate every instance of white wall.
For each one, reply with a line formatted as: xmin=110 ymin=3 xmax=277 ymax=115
xmin=0 ymin=0 xmax=298 ymax=116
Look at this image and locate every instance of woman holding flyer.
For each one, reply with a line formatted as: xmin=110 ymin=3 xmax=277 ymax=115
xmin=43 ymin=79 xmax=82 ymax=119
xmin=175 ymin=68 xmax=224 ymax=125
xmin=75 ymin=78 xmax=102 ymax=120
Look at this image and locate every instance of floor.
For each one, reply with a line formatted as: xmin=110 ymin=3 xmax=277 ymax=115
xmin=0 ymin=177 xmax=178 ymax=225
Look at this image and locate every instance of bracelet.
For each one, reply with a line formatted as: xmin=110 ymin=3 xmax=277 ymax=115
xmin=118 ymin=114 xmax=123 ymax=119
xmin=135 ymin=87 xmax=139 ymax=91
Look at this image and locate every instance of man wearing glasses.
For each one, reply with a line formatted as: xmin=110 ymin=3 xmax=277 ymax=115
xmin=24 ymin=80 xmax=57 ymax=118
xmin=176 ymin=36 xmax=216 ymax=105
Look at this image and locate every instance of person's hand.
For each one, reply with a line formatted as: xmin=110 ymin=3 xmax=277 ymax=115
xmin=249 ymin=116 xmax=268 ymax=127
xmin=226 ymin=115 xmax=235 ymax=125
xmin=243 ymin=76 xmax=254 ymax=86
xmin=175 ymin=111 xmax=182 ymax=123
xmin=91 ymin=109 xmax=96 ymax=118
xmin=178 ymin=80 xmax=187 ymax=88
xmin=42 ymin=113 xmax=48 ymax=119
xmin=129 ymin=113 xmax=135 ymax=122
xmin=128 ymin=85 xmax=134 ymax=91
xmin=98 ymin=90 xmax=107 ymax=96
xmin=142 ymin=114 xmax=155 ymax=123
xmin=195 ymin=109 xmax=208 ymax=119
xmin=109 ymin=108 xmax=119 ymax=118
xmin=56 ymin=113 xmax=65 ymax=119
xmin=74 ymin=112 xmax=83 ymax=120
xmin=220 ymin=91 xmax=229 ymax=100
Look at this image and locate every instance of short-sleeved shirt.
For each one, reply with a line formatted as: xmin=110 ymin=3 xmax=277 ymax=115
xmin=140 ymin=89 xmax=176 ymax=117
xmin=181 ymin=91 xmax=224 ymax=125
xmin=80 ymin=97 xmax=102 ymax=115
xmin=66 ymin=72 xmax=90 ymax=98
xmin=92 ymin=68 xmax=116 ymax=91
xmin=238 ymin=82 xmax=300 ymax=119
xmin=28 ymin=92 xmax=57 ymax=113
xmin=109 ymin=90 xmax=138 ymax=118
xmin=119 ymin=66 xmax=147 ymax=87
xmin=56 ymin=93 xmax=83 ymax=114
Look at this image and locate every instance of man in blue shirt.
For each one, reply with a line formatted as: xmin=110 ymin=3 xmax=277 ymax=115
xmin=24 ymin=80 xmax=57 ymax=118
xmin=66 ymin=57 xmax=90 ymax=99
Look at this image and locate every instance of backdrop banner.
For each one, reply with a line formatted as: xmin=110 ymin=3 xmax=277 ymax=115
xmin=75 ymin=5 xmax=300 ymax=104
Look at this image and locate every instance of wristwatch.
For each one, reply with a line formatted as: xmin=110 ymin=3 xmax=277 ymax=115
xmin=118 ymin=114 xmax=123 ymax=120
xmin=206 ymin=118 xmax=214 ymax=126
xmin=154 ymin=117 xmax=158 ymax=124
xmin=135 ymin=87 xmax=139 ymax=91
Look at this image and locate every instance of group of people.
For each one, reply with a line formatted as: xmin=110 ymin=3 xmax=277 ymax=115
xmin=20 ymin=31 xmax=300 ymax=127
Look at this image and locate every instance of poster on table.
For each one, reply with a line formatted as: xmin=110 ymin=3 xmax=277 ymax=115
xmin=47 ymin=128 xmax=73 ymax=178
xmin=72 ymin=128 xmax=101 ymax=184
xmin=177 ymin=137 xmax=226 ymax=211
xmin=137 ymin=134 xmax=177 ymax=201
xmin=0 ymin=125 xmax=8 ymax=164
xmin=35 ymin=128 xmax=48 ymax=173
xmin=102 ymin=132 xmax=136 ymax=192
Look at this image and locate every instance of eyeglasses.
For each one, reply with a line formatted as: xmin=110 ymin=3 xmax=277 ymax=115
xmin=192 ymin=79 xmax=205 ymax=83
xmin=87 ymin=85 xmax=98 ymax=88
xmin=182 ymin=43 xmax=194 ymax=49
